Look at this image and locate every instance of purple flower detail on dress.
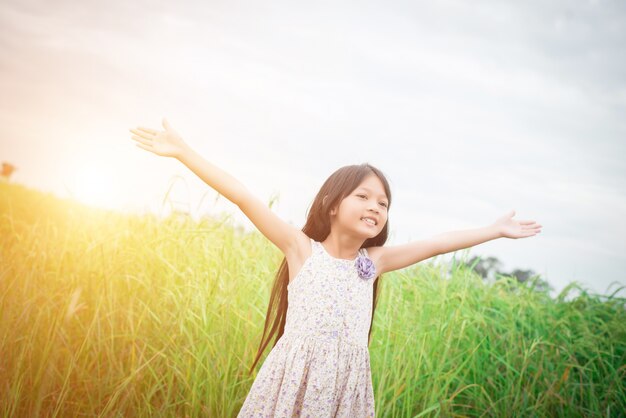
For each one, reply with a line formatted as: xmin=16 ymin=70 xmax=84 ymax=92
xmin=355 ymin=253 xmax=376 ymax=280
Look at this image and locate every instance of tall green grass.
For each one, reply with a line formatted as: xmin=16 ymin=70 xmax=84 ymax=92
xmin=1 ymin=181 xmax=625 ymax=417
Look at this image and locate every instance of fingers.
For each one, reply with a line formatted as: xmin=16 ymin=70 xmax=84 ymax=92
xmin=162 ymin=117 xmax=171 ymax=131
xmin=135 ymin=143 xmax=152 ymax=152
xmin=522 ymin=224 xmax=542 ymax=234
xmin=128 ymin=127 xmax=157 ymax=138
xmin=129 ymin=128 xmax=155 ymax=140
xmin=519 ymin=220 xmax=542 ymax=227
xmin=138 ymin=126 xmax=157 ymax=134
xmin=130 ymin=134 xmax=153 ymax=147
xmin=520 ymin=222 xmax=541 ymax=229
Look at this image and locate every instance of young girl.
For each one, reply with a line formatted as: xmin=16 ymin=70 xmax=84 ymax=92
xmin=129 ymin=118 xmax=542 ymax=417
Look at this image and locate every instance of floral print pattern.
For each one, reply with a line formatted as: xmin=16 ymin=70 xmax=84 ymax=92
xmin=237 ymin=238 xmax=376 ymax=417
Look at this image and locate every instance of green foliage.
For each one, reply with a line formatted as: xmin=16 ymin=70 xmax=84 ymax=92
xmin=461 ymin=254 xmax=553 ymax=294
xmin=1 ymin=182 xmax=625 ymax=417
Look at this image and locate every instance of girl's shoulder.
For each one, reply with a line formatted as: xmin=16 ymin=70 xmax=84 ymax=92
xmin=287 ymin=233 xmax=314 ymax=266
xmin=285 ymin=234 xmax=314 ymax=285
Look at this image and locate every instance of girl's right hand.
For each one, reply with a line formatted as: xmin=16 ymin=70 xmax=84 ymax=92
xmin=129 ymin=117 xmax=189 ymax=159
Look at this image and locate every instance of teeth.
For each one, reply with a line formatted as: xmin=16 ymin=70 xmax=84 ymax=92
xmin=362 ymin=217 xmax=376 ymax=225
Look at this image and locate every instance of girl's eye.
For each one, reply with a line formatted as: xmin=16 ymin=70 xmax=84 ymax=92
xmin=358 ymin=194 xmax=388 ymax=208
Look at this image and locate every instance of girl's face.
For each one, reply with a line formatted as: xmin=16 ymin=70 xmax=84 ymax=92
xmin=330 ymin=174 xmax=389 ymax=237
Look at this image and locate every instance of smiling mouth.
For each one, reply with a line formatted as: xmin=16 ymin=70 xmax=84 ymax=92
xmin=361 ymin=217 xmax=377 ymax=226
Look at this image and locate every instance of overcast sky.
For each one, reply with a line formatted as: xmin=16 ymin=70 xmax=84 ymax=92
xmin=1 ymin=0 xmax=625 ymax=299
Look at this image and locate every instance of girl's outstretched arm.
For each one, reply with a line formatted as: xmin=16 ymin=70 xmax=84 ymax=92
xmin=433 ymin=209 xmax=542 ymax=254
xmin=129 ymin=118 xmax=304 ymax=257
xmin=375 ymin=210 xmax=541 ymax=275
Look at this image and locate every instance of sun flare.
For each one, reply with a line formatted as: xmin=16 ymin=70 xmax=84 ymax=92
xmin=64 ymin=160 xmax=121 ymax=210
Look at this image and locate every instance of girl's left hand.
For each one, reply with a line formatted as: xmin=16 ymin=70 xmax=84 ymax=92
xmin=494 ymin=210 xmax=542 ymax=239
xmin=129 ymin=118 xmax=189 ymax=159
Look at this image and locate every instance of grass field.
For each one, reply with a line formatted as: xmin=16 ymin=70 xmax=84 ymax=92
xmin=1 ymin=181 xmax=625 ymax=417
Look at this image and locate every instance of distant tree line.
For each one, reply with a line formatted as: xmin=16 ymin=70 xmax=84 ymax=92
xmin=459 ymin=255 xmax=552 ymax=295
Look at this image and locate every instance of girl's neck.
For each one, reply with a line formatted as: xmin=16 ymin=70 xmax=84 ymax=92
xmin=321 ymin=234 xmax=364 ymax=260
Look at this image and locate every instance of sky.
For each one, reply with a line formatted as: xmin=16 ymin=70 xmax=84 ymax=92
xmin=1 ymin=0 xmax=625 ymax=299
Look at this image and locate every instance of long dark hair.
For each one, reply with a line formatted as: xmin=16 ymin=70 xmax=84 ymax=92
xmin=247 ymin=163 xmax=393 ymax=376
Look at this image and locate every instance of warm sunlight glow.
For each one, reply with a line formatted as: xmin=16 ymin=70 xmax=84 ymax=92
xmin=64 ymin=160 xmax=122 ymax=210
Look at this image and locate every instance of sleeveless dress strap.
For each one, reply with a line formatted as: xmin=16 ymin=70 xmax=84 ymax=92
xmin=309 ymin=237 xmax=319 ymax=255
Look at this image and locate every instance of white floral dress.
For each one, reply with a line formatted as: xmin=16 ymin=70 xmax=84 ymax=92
xmin=237 ymin=238 xmax=376 ymax=417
